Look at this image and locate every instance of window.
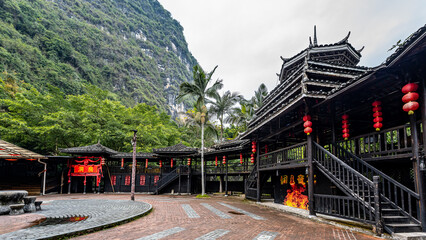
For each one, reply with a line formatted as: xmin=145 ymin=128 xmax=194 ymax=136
xmin=139 ymin=175 xmax=146 ymax=186
xmin=125 ymin=175 xmax=131 ymax=185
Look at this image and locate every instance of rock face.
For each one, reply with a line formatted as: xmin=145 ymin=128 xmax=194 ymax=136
xmin=0 ymin=0 xmax=197 ymax=117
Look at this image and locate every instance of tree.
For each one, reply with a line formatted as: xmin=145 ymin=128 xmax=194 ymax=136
xmin=210 ymin=90 xmax=242 ymax=141
xmin=176 ymin=65 xmax=223 ymax=195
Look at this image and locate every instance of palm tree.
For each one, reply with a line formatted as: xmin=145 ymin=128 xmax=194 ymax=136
xmin=209 ymin=90 xmax=242 ymax=141
xmin=176 ymin=65 xmax=223 ymax=195
xmin=251 ymin=83 xmax=268 ymax=110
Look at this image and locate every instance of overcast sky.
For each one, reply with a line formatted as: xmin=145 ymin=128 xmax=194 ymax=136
xmin=158 ymin=0 xmax=426 ymax=99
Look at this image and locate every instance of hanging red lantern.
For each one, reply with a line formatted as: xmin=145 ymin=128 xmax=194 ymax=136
xmin=187 ymin=158 xmax=191 ymax=166
xmin=303 ymin=115 xmax=312 ymax=135
xmin=250 ymin=153 xmax=255 ymax=164
xmin=171 ymin=158 xmax=173 ymax=168
xmin=145 ymin=159 xmax=148 ymax=168
xmin=402 ymin=83 xmax=419 ymax=115
xmin=252 ymin=141 xmax=257 ymax=153
xmin=240 ymin=153 xmax=243 ymax=164
xmin=265 ymin=145 xmax=268 ymax=154
xmin=222 ymin=156 xmax=226 ymax=164
xmin=215 ymin=156 xmax=218 ymax=166
xmin=100 ymin=157 xmax=105 ymax=165
xmin=121 ymin=158 xmax=124 ymax=169
xmin=372 ymin=101 xmax=383 ymax=131
xmin=159 ymin=160 xmax=162 ymax=168
xmin=342 ymin=114 xmax=349 ymax=140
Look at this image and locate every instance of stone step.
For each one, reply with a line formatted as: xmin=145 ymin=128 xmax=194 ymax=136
xmin=386 ymin=223 xmax=422 ymax=233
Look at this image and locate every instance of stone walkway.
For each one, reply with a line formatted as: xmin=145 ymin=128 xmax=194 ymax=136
xmin=0 ymin=199 xmax=151 ymax=240
xmin=0 ymin=194 xmax=383 ymax=239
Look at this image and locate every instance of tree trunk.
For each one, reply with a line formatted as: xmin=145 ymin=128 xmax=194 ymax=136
xmin=201 ymin=122 xmax=205 ymax=195
xmin=220 ymin=116 xmax=223 ymax=142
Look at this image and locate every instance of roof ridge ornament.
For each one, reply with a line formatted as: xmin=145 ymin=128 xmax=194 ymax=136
xmin=337 ymin=31 xmax=351 ymax=44
xmin=313 ymin=25 xmax=318 ymax=46
xmin=309 ymin=37 xmax=313 ymax=48
xmin=357 ymin=46 xmax=365 ymax=53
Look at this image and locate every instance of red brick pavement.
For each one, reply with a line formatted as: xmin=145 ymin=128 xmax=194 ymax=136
xmin=2 ymin=194 xmax=382 ymax=240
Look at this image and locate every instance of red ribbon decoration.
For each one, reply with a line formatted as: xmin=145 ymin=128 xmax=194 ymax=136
xmin=240 ymin=153 xmax=243 ymax=164
xmin=342 ymin=114 xmax=349 ymax=140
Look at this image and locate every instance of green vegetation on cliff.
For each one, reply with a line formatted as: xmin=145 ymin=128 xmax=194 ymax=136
xmin=0 ymin=0 xmax=197 ymax=114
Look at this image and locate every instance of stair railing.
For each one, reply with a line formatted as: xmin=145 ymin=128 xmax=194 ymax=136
xmin=333 ymin=144 xmax=420 ymax=224
xmin=313 ymin=142 xmax=376 ymax=222
xmin=155 ymin=167 xmax=180 ymax=194
xmin=245 ymin=165 xmax=257 ymax=200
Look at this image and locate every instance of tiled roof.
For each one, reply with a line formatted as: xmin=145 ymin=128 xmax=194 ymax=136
xmin=212 ymin=139 xmax=249 ymax=150
xmin=385 ymin=24 xmax=426 ymax=65
xmin=153 ymin=143 xmax=198 ymax=154
xmin=0 ymin=140 xmax=46 ymax=159
xmin=60 ymin=143 xmax=118 ymax=155
xmin=111 ymin=152 xmax=156 ymax=159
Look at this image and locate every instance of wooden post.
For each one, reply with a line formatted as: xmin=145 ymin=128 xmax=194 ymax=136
xmin=178 ymin=166 xmax=181 ymax=195
xmin=225 ymin=157 xmax=228 ymax=196
xmin=307 ymin=134 xmax=316 ymax=216
xmin=420 ymin=79 xmax=426 ymax=231
xmin=411 ymin=113 xmax=426 ymax=231
xmin=331 ymin=103 xmax=336 ymax=154
xmin=373 ymin=176 xmax=383 ymax=235
xmin=187 ymin=165 xmax=190 ymax=194
xmin=256 ymin=140 xmax=261 ymax=202
xmin=131 ymin=130 xmax=137 ymax=201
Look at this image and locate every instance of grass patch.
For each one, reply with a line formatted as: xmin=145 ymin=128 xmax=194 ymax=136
xmin=195 ymin=194 xmax=210 ymax=198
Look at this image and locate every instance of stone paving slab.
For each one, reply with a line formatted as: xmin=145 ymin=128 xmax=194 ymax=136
xmin=0 ymin=199 xmax=151 ymax=240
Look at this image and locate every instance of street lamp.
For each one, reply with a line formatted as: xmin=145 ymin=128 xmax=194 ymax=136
xmin=131 ymin=130 xmax=137 ymax=201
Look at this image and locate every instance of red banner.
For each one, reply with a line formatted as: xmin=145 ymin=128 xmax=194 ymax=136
xmin=73 ymin=165 xmax=98 ymax=173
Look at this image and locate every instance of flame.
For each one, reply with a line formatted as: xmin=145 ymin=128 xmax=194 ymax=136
xmin=283 ymin=175 xmax=308 ymax=210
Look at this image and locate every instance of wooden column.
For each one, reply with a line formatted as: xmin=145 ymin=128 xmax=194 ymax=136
xmin=410 ymin=114 xmax=426 ymax=231
xmin=225 ymin=158 xmax=228 ymax=196
xmin=330 ymin=103 xmax=336 ymax=154
xmin=418 ymin=78 xmax=426 ymax=231
xmin=256 ymin=140 xmax=261 ymax=202
xmin=373 ymin=176 xmax=383 ymax=235
xmin=307 ymin=134 xmax=316 ymax=216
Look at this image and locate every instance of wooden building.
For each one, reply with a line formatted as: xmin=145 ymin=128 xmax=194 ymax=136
xmin=240 ymin=25 xmax=426 ymax=235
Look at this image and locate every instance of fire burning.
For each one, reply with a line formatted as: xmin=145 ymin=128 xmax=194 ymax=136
xmin=283 ymin=174 xmax=309 ymax=210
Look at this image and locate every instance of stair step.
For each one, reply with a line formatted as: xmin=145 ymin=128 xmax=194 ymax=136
xmin=386 ymin=223 xmax=422 ymax=233
xmin=382 ymin=208 xmax=404 ymax=216
xmin=383 ymin=216 xmax=411 ymax=223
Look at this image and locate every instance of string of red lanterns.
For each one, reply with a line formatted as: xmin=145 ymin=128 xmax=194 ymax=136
xmin=372 ymin=101 xmax=383 ymax=131
xmin=171 ymin=158 xmax=174 ymax=168
xmin=145 ymin=159 xmax=148 ymax=168
xmin=303 ymin=115 xmax=312 ymax=135
xmin=222 ymin=155 xmax=226 ymax=165
xmin=187 ymin=158 xmax=191 ymax=166
xmin=240 ymin=153 xmax=243 ymax=165
xmin=402 ymin=83 xmax=419 ymax=115
xmin=159 ymin=160 xmax=162 ymax=168
xmin=250 ymin=153 xmax=254 ymax=164
xmin=251 ymin=141 xmax=256 ymax=153
xmin=215 ymin=156 xmax=218 ymax=166
xmin=342 ymin=114 xmax=349 ymax=140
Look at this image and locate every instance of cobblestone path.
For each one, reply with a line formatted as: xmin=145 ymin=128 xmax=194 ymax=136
xmin=0 ymin=199 xmax=151 ymax=240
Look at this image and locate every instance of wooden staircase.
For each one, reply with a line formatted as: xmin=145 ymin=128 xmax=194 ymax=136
xmin=153 ymin=168 xmax=180 ymax=195
xmin=313 ymin=142 xmax=422 ymax=234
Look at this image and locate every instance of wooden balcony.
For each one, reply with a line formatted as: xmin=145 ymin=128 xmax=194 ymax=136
xmin=259 ymin=142 xmax=307 ymax=170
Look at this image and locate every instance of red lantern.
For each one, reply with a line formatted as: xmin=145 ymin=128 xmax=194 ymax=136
xmin=100 ymin=157 xmax=105 ymax=165
xmin=342 ymin=114 xmax=349 ymax=140
xmin=215 ymin=156 xmax=218 ymax=166
xmin=240 ymin=153 xmax=243 ymax=164
xmin=171 ymin=158 xmax=173 ymax=168
xmin=145 ymin=159 xmax=148 ymax=168
xmin=222 ymin=156 xmax=226 ymax=164
xmin=402 ymin=83 xmax=419 ymax=115
xmin=121 ymin=158 xmax=124 ymax=169
xmin=250 ymin=153 xmax=254 ymax=164
xmin=187 ymin=158 xmax=191 ymax=166
xmin=265 ymin=145 xmax=268 ymax=154
xmin=252 ymin=141 xmax=256 ymax=153
xmin=372 ymin=101 xmax=383 ymax=131
xmin=159 ymin=160 xmax=162 ymax=168
xmin=303 ymin=115 xmax=313 ymax=135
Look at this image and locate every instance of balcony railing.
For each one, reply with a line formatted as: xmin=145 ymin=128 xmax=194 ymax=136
xmin=259 ymin=142 xmax=307 ymax=169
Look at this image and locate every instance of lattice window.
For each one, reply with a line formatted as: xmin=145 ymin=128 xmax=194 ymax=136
xmin=139 ymin=175 xmax=146 ymax=186
xmin=154 ymin=175 xmax=159 ymax=185
xmin=125 ymin=175 xmax=131 ymax=185
xmin=111 ymin=175 xmax=117 ymax=185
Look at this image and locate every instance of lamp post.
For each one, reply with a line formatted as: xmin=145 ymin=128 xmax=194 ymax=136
xmin=131 ymin=130 xmax=137 ymax=201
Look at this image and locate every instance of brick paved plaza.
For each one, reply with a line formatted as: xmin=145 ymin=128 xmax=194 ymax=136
xmin=0 ymin=194 xmax=382 ymax=240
